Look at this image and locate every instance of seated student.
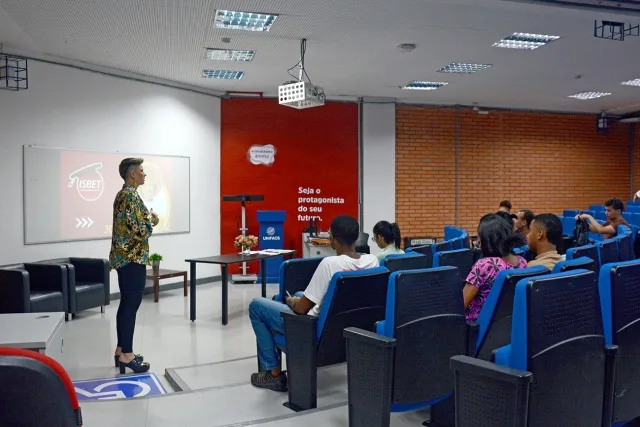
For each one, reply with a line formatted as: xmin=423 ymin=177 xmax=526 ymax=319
xmin=248 ymin=215 xmax=379 ymax=391
xmin=514 ymin=209 xmax=534 ymax=243
xmin=576 ymin=197 xmax=629 ymax=240
xmin=372 ymin=220 xmax=404 ymax=261
xmin=527 ymin=213 xmax=564 ymax=270
xmin=498 ymin=200 xmax=512 ymax=213
xmin=463 ymin=214 xmax=527 ymax=322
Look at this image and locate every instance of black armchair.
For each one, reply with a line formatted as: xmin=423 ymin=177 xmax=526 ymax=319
xmin=0 ymin=263 xmax=69 ymax=319
xmin=38 ymin=258 xmax=110 ymax=317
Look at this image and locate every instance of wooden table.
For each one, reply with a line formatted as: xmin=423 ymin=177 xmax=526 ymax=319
xmin=185 ymin=251 xmax=295 ymax=325
xmin=146 ymin=269 xmax=188 ymax=303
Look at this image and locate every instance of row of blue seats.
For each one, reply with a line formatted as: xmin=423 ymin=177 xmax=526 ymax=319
xmin=272 ymin=252 xmax=596 ymax=417
xmin=565 ymin=225 xmax=635 ymax=274
xmin=344 ymin=260 xmax=640 ymax=426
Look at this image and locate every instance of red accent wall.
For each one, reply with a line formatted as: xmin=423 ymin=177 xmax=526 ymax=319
xmin=220 ymin=98 xmax=359 ymax=274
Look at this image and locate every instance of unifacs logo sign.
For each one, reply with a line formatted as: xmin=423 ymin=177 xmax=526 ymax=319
xmin=68 ymin=163 xmax=105 ymax=202
xmin=247 ymin=144 xmax=276 ymax=166
xmin=263 ymin=226 xmax=280 ymax=240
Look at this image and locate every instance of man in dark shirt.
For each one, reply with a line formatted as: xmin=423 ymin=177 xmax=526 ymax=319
xmin=577 ymin=198 xmax=628 ymax=240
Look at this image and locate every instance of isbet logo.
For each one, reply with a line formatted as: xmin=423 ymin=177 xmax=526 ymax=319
xmin=68 ymin=162 xmax=105 ymax=202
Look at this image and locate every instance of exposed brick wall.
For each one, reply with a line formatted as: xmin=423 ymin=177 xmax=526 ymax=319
xmin=396 ymin=106 xmax=633 ymax=238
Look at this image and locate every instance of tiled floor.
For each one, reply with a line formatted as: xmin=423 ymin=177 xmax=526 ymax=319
xmin=61 ymin=281 xmax=432 ymax=426
xmin=61 ymin=280 xmax=273 ymax=388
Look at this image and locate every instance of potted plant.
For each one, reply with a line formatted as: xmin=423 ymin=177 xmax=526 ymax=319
xmin=234 ymin=235 xmax=258 ymax=255
xmin=150 ymin=253 xmax=163 ymax=274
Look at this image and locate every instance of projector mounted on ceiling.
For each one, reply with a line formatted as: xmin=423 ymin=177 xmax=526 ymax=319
xmin=278 ymin=39 xmax=326 ymax=110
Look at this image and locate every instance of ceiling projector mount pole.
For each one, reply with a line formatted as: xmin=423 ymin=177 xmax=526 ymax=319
xmin=278 ymin=38 xmax=326 ymax=109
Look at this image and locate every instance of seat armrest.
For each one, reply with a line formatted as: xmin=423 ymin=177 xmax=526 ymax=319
xmin=23 ymin=264 xmax=68 ymax=314
xmin=344 ymin=327 xmax=395 ymax=427
xmin=0 ymin=269 xmax=31 ymax=313
xmin=281 ymin=311 xmax=319 ymax=412
xmin=450 ymin=355 xmax=532 ymax=384
xmin=465 ymin=322 xmax=479 ymax=357
xmin=70 ymin=258 xmax=110 ymax=304
xmin=602 ymin=345 xmax=619 ymax=427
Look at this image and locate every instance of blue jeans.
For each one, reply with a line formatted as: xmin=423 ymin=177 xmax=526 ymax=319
xmin=249 ymin=297 xmax=297 ymax=371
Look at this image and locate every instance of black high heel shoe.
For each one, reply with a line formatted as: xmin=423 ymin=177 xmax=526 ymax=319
xmin=119 ymin=358 xmax=150 ymax=374
xmin=114 ymin=354 xmax=144 ymax=368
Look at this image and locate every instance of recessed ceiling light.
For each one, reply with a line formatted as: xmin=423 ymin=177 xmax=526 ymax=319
xmin=437 ymin=63 xmax=492 ymax=74
xmin=202 ymin=70 xmax=244 ymax=80
xmin=568 ymin=91 xmax=611 ymax=100
xmin=493 ymin=32 xmax=560 ymax=50
xmin=206 ymin=48 xmax=256 ymax=61
xmin=214 ymin=10 xmax=277 ymax=32
xmin=402 ymin=81 xmax=448 ymax=90
xmin=621 ymin=78 xmax=640 ymax=87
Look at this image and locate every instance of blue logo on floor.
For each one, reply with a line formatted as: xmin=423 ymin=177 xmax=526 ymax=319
xmin=73 ymin=373 xmax=167 ymax=400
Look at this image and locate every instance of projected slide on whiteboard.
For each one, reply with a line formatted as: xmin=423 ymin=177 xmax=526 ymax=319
xmin=23 ymin=146 xmax=190 ymax=244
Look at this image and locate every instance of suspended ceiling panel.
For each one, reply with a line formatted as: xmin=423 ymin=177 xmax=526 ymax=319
xmin=1 ymin=0 xmax=640 ymax=113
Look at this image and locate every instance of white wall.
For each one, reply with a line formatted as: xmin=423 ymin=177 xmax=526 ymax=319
xmin=362 ymin=103 xmax=396 ymax=257
xmin=0 ymin=61 xmax=221 ymax=291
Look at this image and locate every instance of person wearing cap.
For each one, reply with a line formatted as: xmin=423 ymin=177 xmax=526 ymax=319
xmin=109 ymin=158 xmax=158 ymax=374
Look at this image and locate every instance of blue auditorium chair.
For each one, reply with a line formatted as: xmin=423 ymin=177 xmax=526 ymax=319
xmin=380 ymin=252 xmax=429 ymax=273
xmin=581 ymin=210 xmax=596 ymax=218
xmin=626 ymin=206 xmax=640 ymax=214
xmin=562 ymin=216 xmax=577 ymax=236
xmin=598 ymin=238 xmax=620 ymax=266
xmin=563 ymin=209 xmax=578 ymax=218
xmin=623 ymin=212 xmax=634 ymax=224
xmin=597 ymin=211 xmax=608 ymax=222
xmin=278 ymin=267 xmax=390 ymax=411
xmin=431 ymin=240 xmax=452 ymax=256
xmin=273 ymin=257 xmax=324 ymax=302
xmin=433 ymin=249 xmax=479 ymax=288
xmin=444 ymin=225 xmax=464 ymax=242
xmin=490 ymin=270 xmax=617 ymax=427
xmin=405 ymin=244 xmax=434 ymax=268
xmin=617 ymin=229 xmax=634 ymax=262
xmin=567 ymin=244 xmax=600 ymax=273
xmin=599 ymin=260 xmax=640 ymax=426
xmin=590 ymin=205 xmax=605 ymax=212
xmin=344 ymin=267 xmax=476 ymax=426
xmin=630 ymin=214 xmax=640 ymax=228
xmin=450 ymin=237 xmax=464 ymax=250
xmin=552 ymin=256 xmax=595 ymax=273
xmin=474 ymin=266 xmax=549 ymax=361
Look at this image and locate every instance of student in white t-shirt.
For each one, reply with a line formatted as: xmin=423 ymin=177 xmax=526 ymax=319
xmin=248 ymin=215 xmax=379 ymax=391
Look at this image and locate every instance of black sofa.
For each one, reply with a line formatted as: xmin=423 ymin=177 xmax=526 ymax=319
xmin=0 ymin=263 xmax=69 ymax=319
xmin=37 ymin=258 xmax=110 ymax=317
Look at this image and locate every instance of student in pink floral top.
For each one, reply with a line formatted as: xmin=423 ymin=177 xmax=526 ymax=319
xmin=464 ymin=214 xmax=528 ymax=322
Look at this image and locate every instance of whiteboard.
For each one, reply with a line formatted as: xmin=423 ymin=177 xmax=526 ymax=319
xmin=23 ymin=146 xmax=190 ymax=244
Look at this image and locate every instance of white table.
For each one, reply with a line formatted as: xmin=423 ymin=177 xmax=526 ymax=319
xmin=0 ymin=312 xmax=65 ymax=365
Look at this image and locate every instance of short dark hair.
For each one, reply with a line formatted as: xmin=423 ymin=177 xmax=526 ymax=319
xmin=330 ymin=215 xmax=360 ymax=246
xmin=532 ymin=214 xmax=563 ymax=247
xmin=499 ymin=200 xmax=512 ymax=210
xmin=495 ymin=211 xmax=515 ymax=224
xmin=605 ymin=198 xmax=624 ymax=212
xmin=477 ymin=213 xmax=520 ymax=258
xmin=119 ymin=158 xmax=144 ymax=180
xmin=519 ymin=209 xmax=535 ymax=228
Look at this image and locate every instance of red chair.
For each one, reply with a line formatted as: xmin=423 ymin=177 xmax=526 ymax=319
xmin=0 ymin=347 xmax=82 ymax=427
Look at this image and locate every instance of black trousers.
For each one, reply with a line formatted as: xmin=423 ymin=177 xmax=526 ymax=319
xmin=116 ymin=262 xmax=146 ymax=353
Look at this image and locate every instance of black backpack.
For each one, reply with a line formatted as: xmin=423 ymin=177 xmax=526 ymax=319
xmin=574 ymin=218 xmax=590 ymax=247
